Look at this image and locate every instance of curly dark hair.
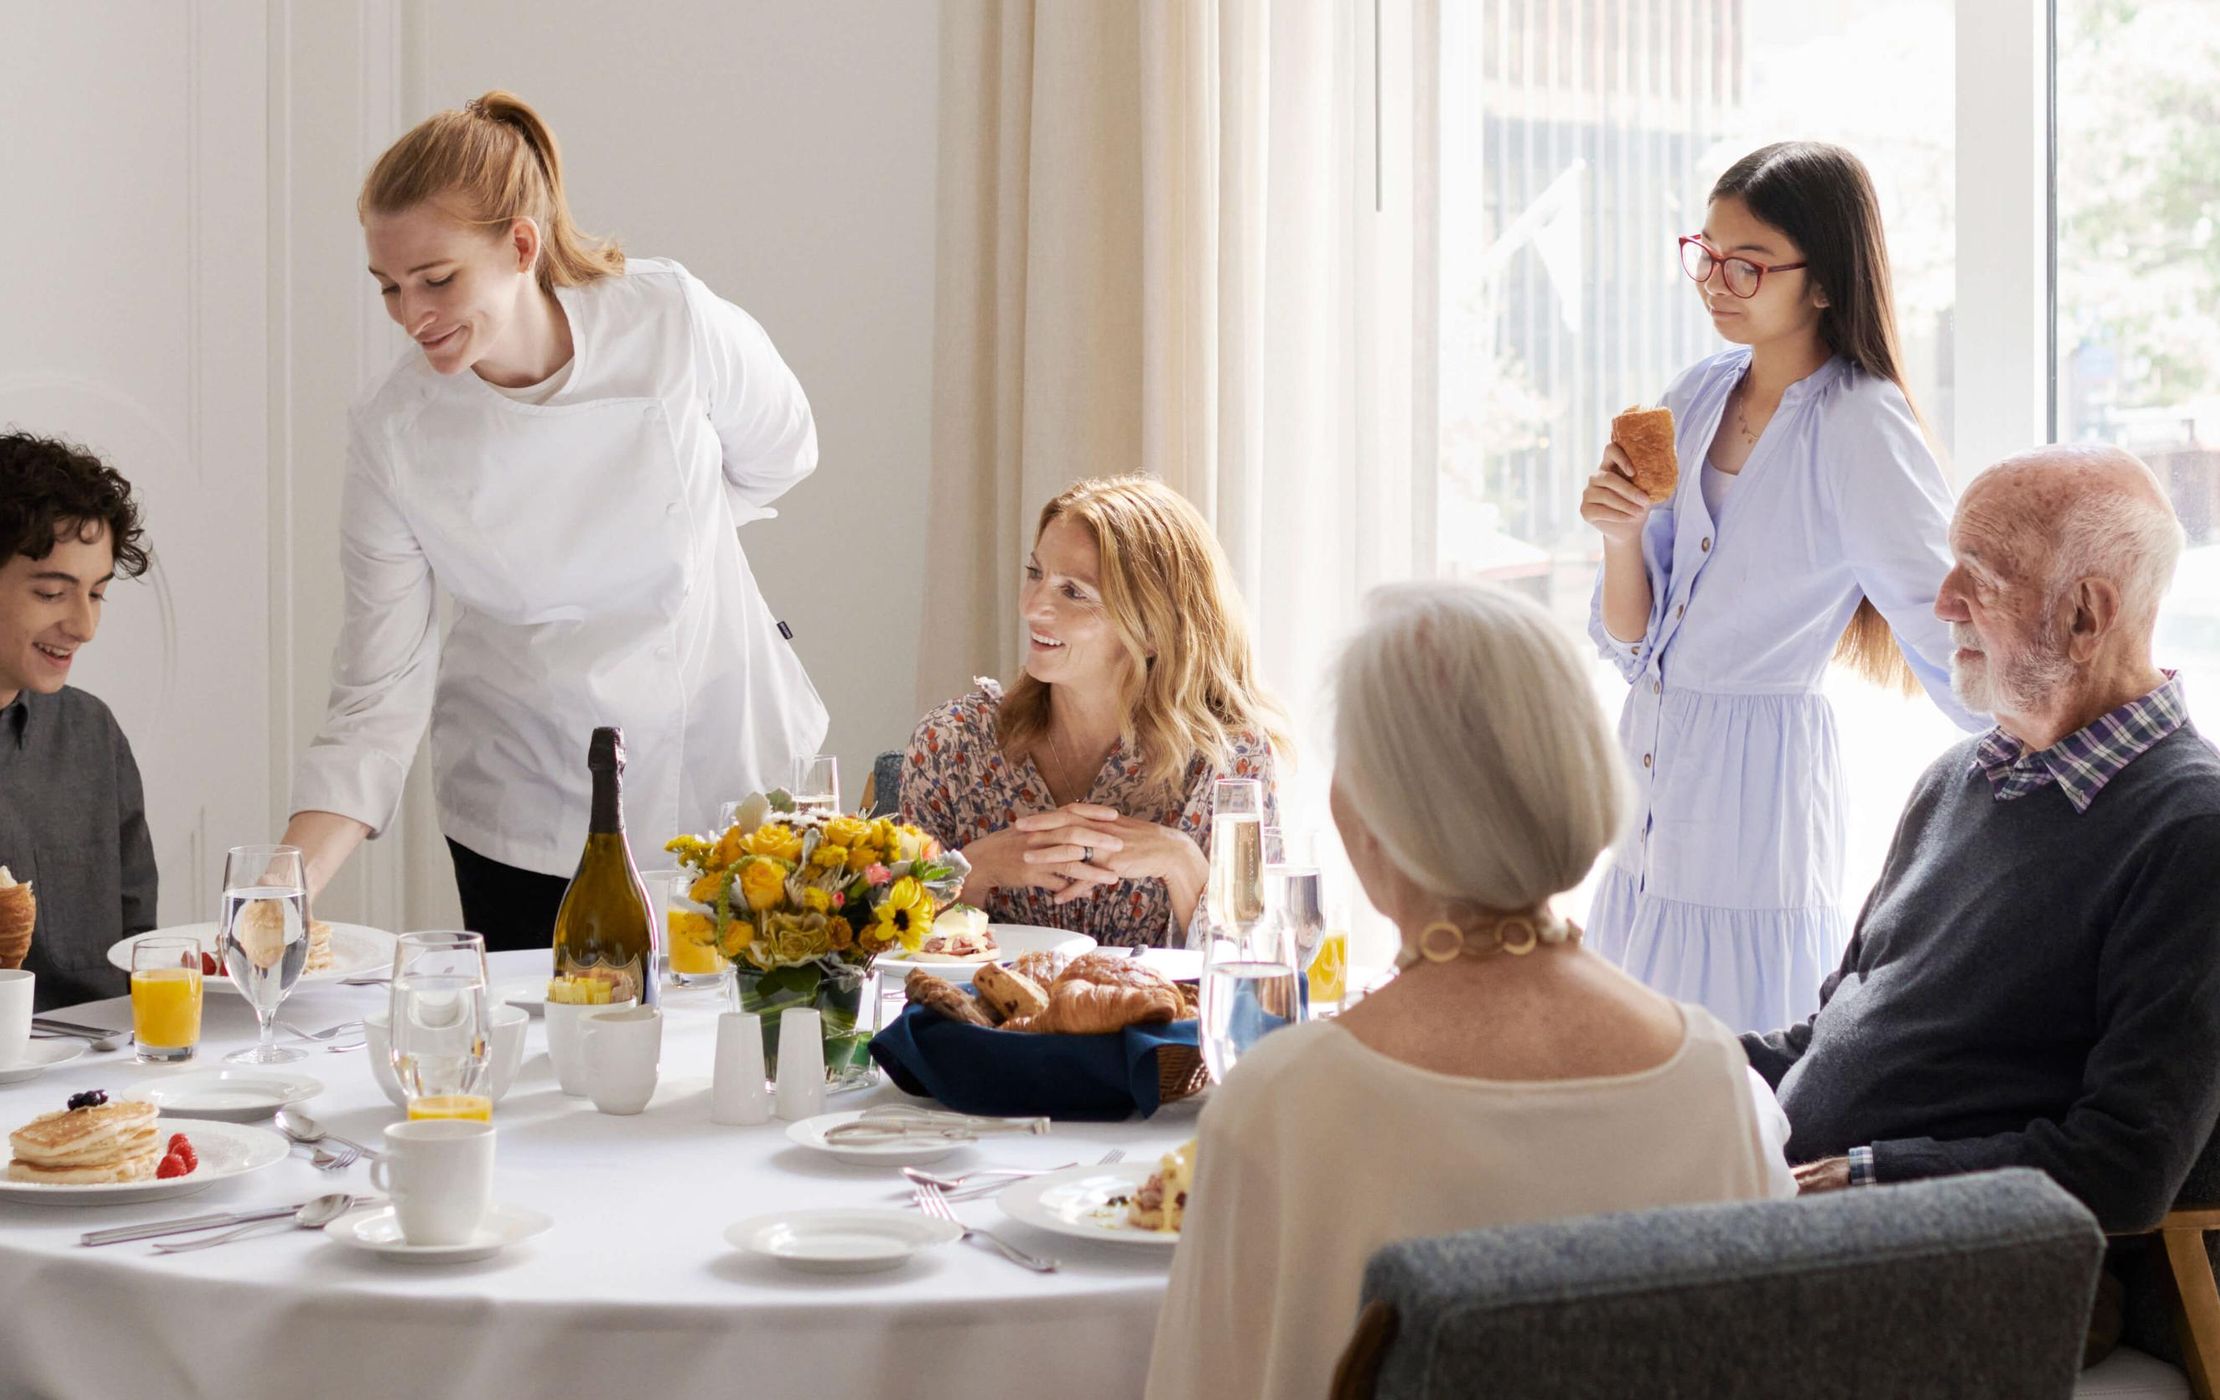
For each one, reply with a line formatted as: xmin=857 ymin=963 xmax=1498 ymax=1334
xmin=0 ymin=429 xmax=151 ymax=579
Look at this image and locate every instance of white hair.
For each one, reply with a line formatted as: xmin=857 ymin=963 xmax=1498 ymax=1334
xmin=2047 ymin=478 xmax=2185 ymax=634
xmin=1332 ymin=581 xmax=1633 ymax=911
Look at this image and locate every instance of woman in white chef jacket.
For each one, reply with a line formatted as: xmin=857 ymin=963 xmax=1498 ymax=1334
xmin=282 ymin=91 xmax=827 ymax=950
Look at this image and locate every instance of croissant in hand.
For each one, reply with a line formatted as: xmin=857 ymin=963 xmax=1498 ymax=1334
xmin=1006 ymin=951 xmax=1184 ymax=1035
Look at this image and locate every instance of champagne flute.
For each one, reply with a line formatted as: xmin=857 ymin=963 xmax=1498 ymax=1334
xmin=220 ymin=846 xmax=309 ymax=1065
xmin=1199 ymin=783 xmax=1300 ymax=1081
xmin=389 ymin=931 xmax=493 ymax=1121
xmin=1202 ymin=778 xmax=1265 ymax=942
xmin=791 ymin=754 xmax=841 ymax=817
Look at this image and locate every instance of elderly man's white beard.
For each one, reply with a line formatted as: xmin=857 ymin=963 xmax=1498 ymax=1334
xmin=1948 ymin=620 xmax=2073 ymax=720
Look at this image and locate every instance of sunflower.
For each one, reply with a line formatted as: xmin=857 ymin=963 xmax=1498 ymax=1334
xmin=872 ymin=876 xmax=931 ymax=952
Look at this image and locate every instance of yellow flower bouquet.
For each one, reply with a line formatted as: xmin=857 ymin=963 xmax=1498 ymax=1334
xmin=665 ymin=794 xmax=969 ymax=1081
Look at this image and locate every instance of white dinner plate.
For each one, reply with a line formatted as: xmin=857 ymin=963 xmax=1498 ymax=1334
xmin=106 ymin=923 xmax=398 ymax=992
xmin=998 ymin=1161 xmax=1181 ymax=1247
xmin=0 ymin=1040 xmax=89 ymax=1086
xmin=0 ymin=1118 xmax=289 ymax=1206
xmin=724 ymin=1208 xmax=962 ymax=1273
xmin=785 ymin=1110 xmax=989 ymax=1166
xmin=871 ymin=924 xmax=1096 ymax=978
xmin=125 ymin=1068 xmax=323 ymax=1122
xmin=325 ymin=1202 xmax=552 ymax=1263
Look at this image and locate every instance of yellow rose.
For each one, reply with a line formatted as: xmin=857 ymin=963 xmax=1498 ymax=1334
xmin=824 ymin=815 xmax=872 ymax=851
xmin=739 ymin=857 xmax=788 ymax=913
xmin=689 ymin=870 xmax=727 ymax=906
xmin=710 ymin=825 xmax=748 ymax=869
xmin=801 ymin=887 xmax=833 ymax=914
xmin=716 ymin=914 xmax=757 ymax=957
xmin=741 ymin=823 xmax=803 ymax=863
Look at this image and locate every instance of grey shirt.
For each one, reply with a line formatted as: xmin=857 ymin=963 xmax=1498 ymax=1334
xmin=0 ymin=688 xmax=158 ymax=1010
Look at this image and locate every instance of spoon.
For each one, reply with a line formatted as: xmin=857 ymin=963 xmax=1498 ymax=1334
xmin=151 ymin=1193 xmax=359 ymax=1253
xmin=277 ymin=1108 xmax=381 ymax=1161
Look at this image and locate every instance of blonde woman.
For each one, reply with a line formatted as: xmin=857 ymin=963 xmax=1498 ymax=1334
xmin=283 ymin=92 xmax=825 ymax=949
xmin=899 ymin=477 xmax=1285 ymax=946
xmin=1145 ymin=581 xmax=1792 ymax=1400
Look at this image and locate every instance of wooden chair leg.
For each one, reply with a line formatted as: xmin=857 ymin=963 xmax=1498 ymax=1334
xmin=859 ymin=770 xmax=878 ymax=818
xmin=1330 ymin=1300 xmax=1399 ymax=1400
xmin=2161 ymin=1221 xmax=2220 ymax=1400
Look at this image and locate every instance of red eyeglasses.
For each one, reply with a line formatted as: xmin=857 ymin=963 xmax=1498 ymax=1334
xmin=1678 ymin=235 xmax=1807 ymax=299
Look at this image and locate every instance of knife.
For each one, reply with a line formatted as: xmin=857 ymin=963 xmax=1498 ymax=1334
xmin=82 ymin=1202 xmax=322 ymax=1248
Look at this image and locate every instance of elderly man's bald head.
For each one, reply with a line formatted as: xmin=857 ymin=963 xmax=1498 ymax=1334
xmin=1956 ymin=445 xmax=2182 ymax=629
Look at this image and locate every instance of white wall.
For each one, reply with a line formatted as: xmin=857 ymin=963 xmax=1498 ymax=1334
xmin=8 ymin=0 xmax=940 ymax=932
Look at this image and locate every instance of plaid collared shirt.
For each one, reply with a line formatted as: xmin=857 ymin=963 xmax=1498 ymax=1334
xmin=1972 ymin=671 xmax=2189 ymax=813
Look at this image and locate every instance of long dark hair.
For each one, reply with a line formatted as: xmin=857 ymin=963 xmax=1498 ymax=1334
xmin=1711 ymin=142 xmax=1918 ymax=694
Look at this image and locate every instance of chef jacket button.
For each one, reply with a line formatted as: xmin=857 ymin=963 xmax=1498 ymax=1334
xmin=1642 ymin=753 xmax=1653 ymax=769
xmin=1700 ymin=536 xmax=1711 ymax=552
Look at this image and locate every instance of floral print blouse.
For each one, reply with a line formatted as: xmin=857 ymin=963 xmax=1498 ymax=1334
xmin=899 ymin=680 xmax=1280 ymax=948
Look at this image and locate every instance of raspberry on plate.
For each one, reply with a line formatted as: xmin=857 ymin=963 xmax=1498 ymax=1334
xmin=155 ymin=1153 xmax=191 ymax=1180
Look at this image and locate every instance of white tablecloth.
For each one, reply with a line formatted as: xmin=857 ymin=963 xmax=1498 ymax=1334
xmin=0 ymin=951 xmax=1195 ymax=1400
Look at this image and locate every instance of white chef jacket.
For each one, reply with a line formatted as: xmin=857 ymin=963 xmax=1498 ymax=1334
xmin=292 ymin=257 xmax=829 ymax=876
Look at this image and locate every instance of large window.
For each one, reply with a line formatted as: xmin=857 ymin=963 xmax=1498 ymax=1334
xmin=1434 ymin=0 xmax=1961 ymax=913
xmin=2056 ymin=0 xmax=2220 ymax=729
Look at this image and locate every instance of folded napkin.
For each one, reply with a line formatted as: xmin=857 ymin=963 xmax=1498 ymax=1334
xmin=869 ymin=1004 xmax=1204 ymax=1121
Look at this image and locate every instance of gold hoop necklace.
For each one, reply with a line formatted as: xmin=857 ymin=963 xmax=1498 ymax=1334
xmin=1397 ymin=913 xmax=1582 ymax=969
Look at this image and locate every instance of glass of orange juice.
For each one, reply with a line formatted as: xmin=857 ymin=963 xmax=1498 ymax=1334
xmin=390 ymin=931 xmax=493 ymax=1122
xmin=656 ymin=867 xmax=728 ymax=987
xmin=131 ymin=937 xmax=204 ymax=1063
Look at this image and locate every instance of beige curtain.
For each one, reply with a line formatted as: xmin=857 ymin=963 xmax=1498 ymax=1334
xmin=921 ymin=0 xmax=1417 ymax=807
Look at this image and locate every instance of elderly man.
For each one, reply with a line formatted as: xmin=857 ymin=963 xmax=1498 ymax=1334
xmin=1742 ymin=444 xmax=2220 ymax=1233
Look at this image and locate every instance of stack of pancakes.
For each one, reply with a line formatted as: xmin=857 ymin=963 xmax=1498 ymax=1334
xmin=8 ymin=1100 xmax=162 ymax=1183
xmin=304 ymin=919 xmax=335 ymax=975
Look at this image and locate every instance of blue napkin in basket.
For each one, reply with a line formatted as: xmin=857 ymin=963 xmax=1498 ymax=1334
xmin=869 ymin=1003 xmax=1199 ymax=1121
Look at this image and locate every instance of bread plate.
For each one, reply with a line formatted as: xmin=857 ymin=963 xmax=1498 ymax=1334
xmin=107 ymin=923 xmax=396 ymax=992
xmin=872 ymin=924 xmax=1095 ymax=979
xmin=998 ymin=1160 xmax=1180 ymax=1246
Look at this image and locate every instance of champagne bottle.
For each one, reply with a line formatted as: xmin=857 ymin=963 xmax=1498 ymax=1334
xmin=552 ymin=727 xmax=660 ymax=1007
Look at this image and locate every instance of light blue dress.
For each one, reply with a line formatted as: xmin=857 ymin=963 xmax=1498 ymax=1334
xmin=1586 ymin=349 xmax=1985 ymax=1034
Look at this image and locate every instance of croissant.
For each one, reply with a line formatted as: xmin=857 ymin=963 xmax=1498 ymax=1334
xmin=0 ymin=867 xmax=33 ymax=971
xmin=1007 ymin=953 xmax=1183 ymax=1035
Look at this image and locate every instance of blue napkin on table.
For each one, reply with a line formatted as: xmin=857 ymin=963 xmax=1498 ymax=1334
xmin=869 ymin=1003 xmax=1200 ymax=1121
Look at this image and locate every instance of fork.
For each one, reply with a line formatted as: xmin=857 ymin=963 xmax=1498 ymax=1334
xmin=280 ymin=1019 xmax=366 ymax=1044
xmin=933 ymin=1148 xmax=1127 ymax=1202
xmin=912 ymin=1182 xmax=1058 ymax=1272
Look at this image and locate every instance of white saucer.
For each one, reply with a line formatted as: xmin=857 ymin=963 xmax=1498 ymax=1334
xmin=785 ymin=1110 xmax=973 ymax=1166
xmin=324 ymin=1202 xmax=552 ymax=1262
xmin=724 ymin=1208 xmax=962 ymax=1273
xmin=127 ymin=1068 xmax=324 ymax=1121
xmin=0 ymin=1039 xmax=89 ymax=1085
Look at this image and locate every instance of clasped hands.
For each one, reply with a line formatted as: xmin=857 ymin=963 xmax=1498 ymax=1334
xmin=977 ymin=803 xmax=1200 ymax=905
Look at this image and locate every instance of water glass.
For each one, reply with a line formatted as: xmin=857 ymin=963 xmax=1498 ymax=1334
xmin=220 ymin=845 xmax=308 ymax=1065
xmin=130 ymin=936 xmax=203 ymax=1063
xmin=389 ymin=931 xmax=493 ymax=1122
xmin=1199 ymin=906 xmax=1301 ymax=1085
xmin=791 ymin=754 xmax=841 ymax=817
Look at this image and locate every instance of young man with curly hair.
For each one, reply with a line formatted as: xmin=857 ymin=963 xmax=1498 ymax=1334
xmin=0 ymin=430 xmax=158 ymax=1010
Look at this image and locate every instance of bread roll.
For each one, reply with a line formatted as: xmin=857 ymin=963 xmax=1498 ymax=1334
xmin=904 ymin=968 xmax=994 ymax=1026
xmin=973 ymin=961 xmax=1048 ymax=1022
xmin=1007 ymin=953 xmax=1183 ymax=1035
xmin=1610 ymin=404 xmax=1679 ymax=503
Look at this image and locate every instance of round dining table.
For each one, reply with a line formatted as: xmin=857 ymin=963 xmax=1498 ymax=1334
xmin=0 ymin=949 xmax=1201 ymax=1400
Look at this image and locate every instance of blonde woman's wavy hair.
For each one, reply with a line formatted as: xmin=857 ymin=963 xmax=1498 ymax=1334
xmin=360 ymin=90 xmax=623 ymax=295
xmin=1333 ymin=581 xmax=1632 ymax=911
xmin=1000 ymin=477 xmax=1289 ymax=796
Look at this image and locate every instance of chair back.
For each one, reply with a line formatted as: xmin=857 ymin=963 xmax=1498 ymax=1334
xmin=1338 ymin=1169 xmax=2103 ymax=1400
xmin=863 ymin=750 xmax=904 ymax=817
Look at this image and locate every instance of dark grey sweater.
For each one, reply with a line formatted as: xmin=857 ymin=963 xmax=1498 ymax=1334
xmin=1742 ymin=725 xmax=2220 ymax=1232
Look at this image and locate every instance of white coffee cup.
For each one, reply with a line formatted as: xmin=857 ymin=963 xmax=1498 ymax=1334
xmin=545 ymin=997 xmax=636 ymax=1097
xmin=370 ymin=1119 xmax=495 ymax=1246
xmin=364 ymin=1004 xmax=528 ymax=1110
xmin=581 ymin=1006 xmax=662 ymax=1115
xmin=0 ymin=969 xmax=32 ymax=1067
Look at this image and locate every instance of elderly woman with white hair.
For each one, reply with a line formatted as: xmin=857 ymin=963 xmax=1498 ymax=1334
xmin=1145 ymin=581 xmax=1794 ymax=1400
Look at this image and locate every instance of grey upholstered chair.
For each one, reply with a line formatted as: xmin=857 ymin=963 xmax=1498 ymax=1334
xmin=1332 ymin=1169 xmax=2104 ymax=1400
xmin=860 ymin=749 xmax=904 ymax=818
xmin=2118 ymin=1125 xmax=2220 ymax=1395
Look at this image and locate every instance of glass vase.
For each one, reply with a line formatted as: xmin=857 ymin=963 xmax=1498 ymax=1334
xmin=729 ymin=961 xmax=878 ymax=1088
